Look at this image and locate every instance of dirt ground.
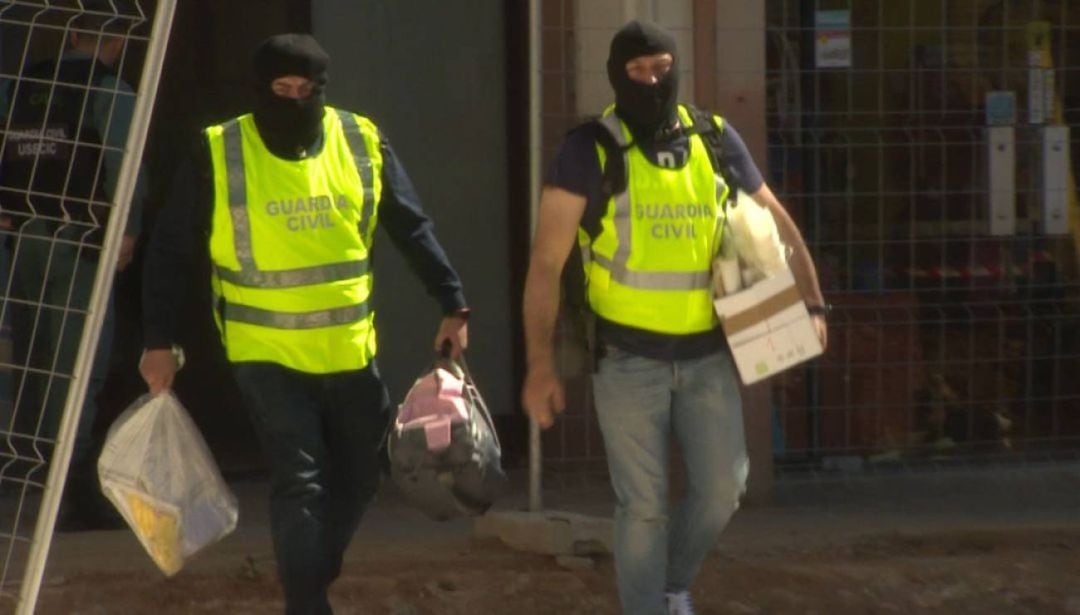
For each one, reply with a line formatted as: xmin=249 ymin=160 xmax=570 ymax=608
xmin=30 ymin=527 xmax=1080 ymax=614
xmin=17 ymin=466 xmax=1080 ymax=614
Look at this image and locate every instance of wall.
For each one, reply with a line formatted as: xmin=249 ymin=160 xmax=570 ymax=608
xmin=574 ymin=0 xmax=695 ymax=117
xmin=312 ymin=3 xmax=514 ymax=414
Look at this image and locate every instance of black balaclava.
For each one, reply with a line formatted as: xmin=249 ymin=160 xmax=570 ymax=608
xmin=606 ymin=21 xmax=679 ymax=143
xmin=252 ymin=33 xmax=329 ymax=157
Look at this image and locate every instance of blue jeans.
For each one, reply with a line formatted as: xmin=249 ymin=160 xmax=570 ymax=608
xmin=233 ymin=361 xmax=389 ymax=615
xmin=593 ymin=346 xmax=748 ymax=615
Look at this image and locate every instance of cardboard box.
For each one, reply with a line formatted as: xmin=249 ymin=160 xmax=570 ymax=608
xmin=713 ymin=267 xmax=823 ymax=385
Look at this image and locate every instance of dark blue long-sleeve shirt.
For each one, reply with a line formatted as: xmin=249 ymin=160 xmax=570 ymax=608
xmin=142 ymin=123 xmax=467 ymax=349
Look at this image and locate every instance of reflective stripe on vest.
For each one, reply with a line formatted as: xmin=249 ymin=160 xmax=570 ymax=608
xmin=335 ymin=109 xmax=378 ymax=243
xmin=225 ymin=302 xmax=368 ymax=329
xmin=590 ymin=252 xmax=712 ymax=290
xmin=206 ymin=109 xmax=381 ymax=372
xmin=583 ymin=106 xmax=728 ymax=335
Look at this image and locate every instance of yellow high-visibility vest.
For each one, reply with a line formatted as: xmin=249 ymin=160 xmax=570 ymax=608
xmin=583 ymin=104 xmax=729 ymax=334
xmin=205 ymin=108 xmax=383 ymax=373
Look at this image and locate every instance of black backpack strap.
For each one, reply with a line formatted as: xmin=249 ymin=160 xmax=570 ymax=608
xmin=573 ymin=116 xmax=629 ymax=205
xmin=594 ymin=113 xmax=634 ymax=200
xmin=558 ymin=118 xmax=629 ymax=373
xmin=588 ymin=106 xmax=735 ymax=199
xmin=682 ymin=103 xmax=737 ymax=191
xmin=681 ymin=104 xmax=739 ymax=249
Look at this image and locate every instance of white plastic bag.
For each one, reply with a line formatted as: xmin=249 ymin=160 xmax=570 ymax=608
xmin=98 ymin=392 xmax=238 ymax=576
xmin=725 ymin=190 xmax=788 ymax=282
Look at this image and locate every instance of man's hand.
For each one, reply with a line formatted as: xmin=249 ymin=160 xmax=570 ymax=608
xmin=434 ymin=314 xmax=468 ymax=359
xmin=522 ymin=365 xmax=565 ymax=429
xmin=116 ymin=234 xmax=137 ymax=271
xmin=140 ymin=348 xmax=179 ymax=395
xmin=811 ymin=314 xmax=828 ymax=351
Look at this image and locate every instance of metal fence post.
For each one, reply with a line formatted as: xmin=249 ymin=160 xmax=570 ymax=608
xmin=15 ymin=2 xmax=177 ymax=612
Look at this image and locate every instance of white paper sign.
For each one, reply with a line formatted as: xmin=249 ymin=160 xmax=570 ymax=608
xmin=816 ymin=10 xmax=852 ymax=69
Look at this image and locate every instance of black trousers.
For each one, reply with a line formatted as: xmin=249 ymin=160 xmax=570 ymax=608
xmin=233 ymin=361 xmax=390 ymax=615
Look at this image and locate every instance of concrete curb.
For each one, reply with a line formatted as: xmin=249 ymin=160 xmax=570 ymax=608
xmin=474 ymin=510 xmax=613 ymax=556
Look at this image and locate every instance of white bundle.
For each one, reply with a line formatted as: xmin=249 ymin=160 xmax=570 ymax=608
xmin=725 ymin=191 xmax=788 ymax=283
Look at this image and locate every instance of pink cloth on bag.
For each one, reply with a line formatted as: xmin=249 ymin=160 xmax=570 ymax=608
xmin=396 ymin=368 xmax=470 ymax=452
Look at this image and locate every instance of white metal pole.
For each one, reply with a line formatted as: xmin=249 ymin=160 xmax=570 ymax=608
xmin=527 ymin=0 xmax=543 ymax=513
xmin=16 ymin=2 xmax=177 ymax=612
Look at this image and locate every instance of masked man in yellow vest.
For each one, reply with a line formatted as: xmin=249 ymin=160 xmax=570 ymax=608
xmin=140 ymin=34 xmax=469 ymax=615
xmin=523 ymin=22 xmax=827 ymax=615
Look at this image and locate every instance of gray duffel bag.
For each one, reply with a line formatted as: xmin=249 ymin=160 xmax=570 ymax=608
xmin=388 ymin=354 xmax=504 ymax=520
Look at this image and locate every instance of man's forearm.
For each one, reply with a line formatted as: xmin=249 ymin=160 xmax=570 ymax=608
xmin=786 ymin=235 xmax=825 ymax=307
xmin=142 ymin=153 xmax=208 ymax=348
xmin=753 ymin=188 xmax=825 ymax=306
xmin=524 ymin=185 xmax=589 ymax=373
xmin=523 ymin=261 xmax=563 ymax=372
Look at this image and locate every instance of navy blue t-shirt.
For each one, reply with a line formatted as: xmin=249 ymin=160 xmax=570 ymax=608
xmin=546 ymin=118 xmax=765 ymax=361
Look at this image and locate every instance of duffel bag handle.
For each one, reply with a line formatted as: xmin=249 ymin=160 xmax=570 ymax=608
xmin=433 ymin=344 xmax=501 ymax=455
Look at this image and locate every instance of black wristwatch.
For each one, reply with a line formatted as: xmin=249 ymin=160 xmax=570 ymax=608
xmin=806 ymin=304 xmax=831 ymax=317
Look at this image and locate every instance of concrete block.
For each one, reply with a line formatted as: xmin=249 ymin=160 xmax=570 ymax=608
xmin=655 ymin=0 xmax=693 ymax=29
xmin=576 ymin=76 xmax=613 ymax=117
xmin=474 ymin=511 xmax=573 ymax=554
xmin=474 ymin=510 xmax=613 ymax=556
xmin=555 ymin=555 xmax=595 ymax=571
xmin=577 ymin=29 xmax=616 ymax=74
xmin=547 ymin=510 xmax=613 ymax=555
xmin=576 ymin=0 xmax=624 ymax=28
xmin=672 ymin=31 xmax=694 ymax=68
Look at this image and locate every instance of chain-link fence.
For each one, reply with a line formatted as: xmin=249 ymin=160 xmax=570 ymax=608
xmin=0 ymin=1 xmax=173 ymax=611
xmin=535 ymin=0 xmax=1080 ymax=486
xmin=767 ymin=0 xmax=1080 ymax=475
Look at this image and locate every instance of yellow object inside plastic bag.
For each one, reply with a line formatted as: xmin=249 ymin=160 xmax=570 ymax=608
xmin=125 ymin=492 xmax=182 ymax=576
xmin=100 ymin=392 xmax=239 ymax=576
